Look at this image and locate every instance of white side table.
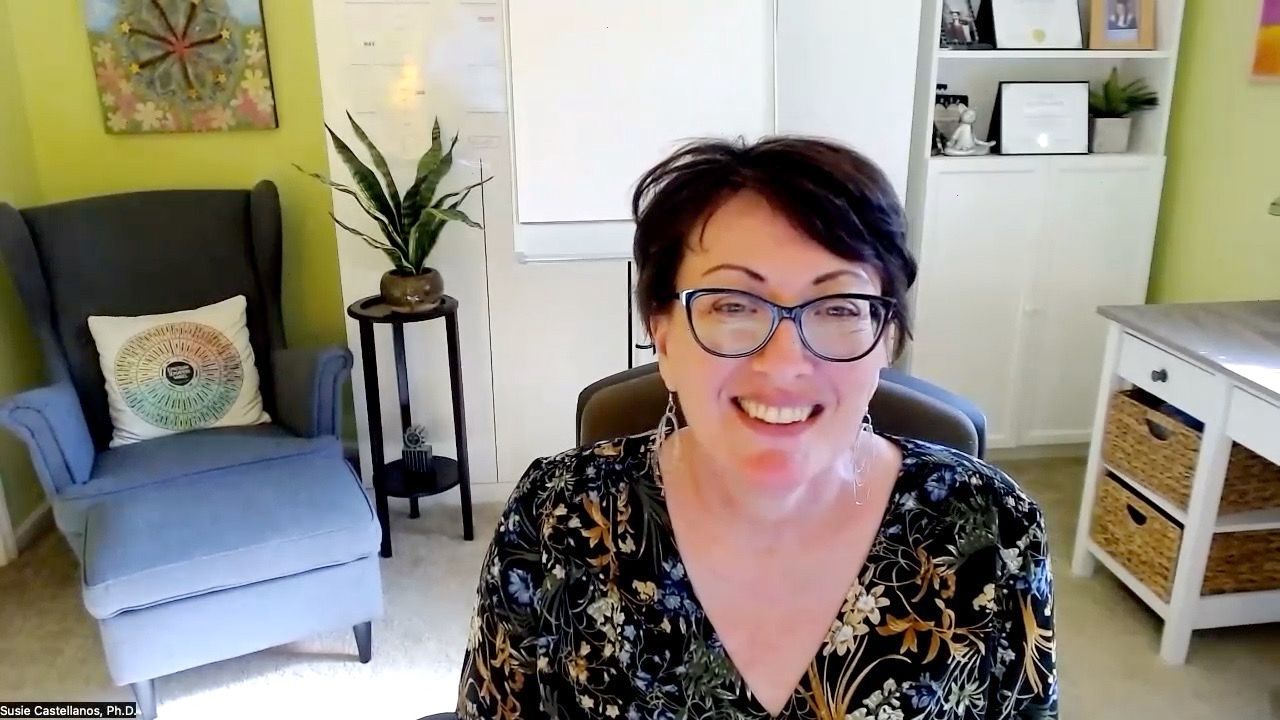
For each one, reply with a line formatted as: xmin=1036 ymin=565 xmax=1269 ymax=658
xmin=1071 ymin=301 xmax=1280 ymax=664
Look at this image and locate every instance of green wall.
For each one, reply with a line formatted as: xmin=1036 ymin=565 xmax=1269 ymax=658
xmin=6 ymin=0 xmax=342 ymax=347
xmin=0 ymin=3 xmax=37 ymax=205
xmin=0 ymin=0 xmax=342 ymax=534
xmin=0 ymin=0 xmax=46 ymax=535
xmin=1150 ymin=0 xmax=1280 ymax=302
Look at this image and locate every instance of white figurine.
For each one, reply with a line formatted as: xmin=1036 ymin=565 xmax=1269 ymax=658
xmin=944 ymin=106 xmax=995 ymax=156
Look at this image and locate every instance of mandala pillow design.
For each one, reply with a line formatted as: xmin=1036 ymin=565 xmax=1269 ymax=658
xmin=88 ymin=295 xmax=270 ymax=446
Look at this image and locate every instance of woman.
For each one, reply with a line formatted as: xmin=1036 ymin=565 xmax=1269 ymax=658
xmin=458 ymin=138 xmax=1057 ymax=719
xmin=1109 ymin=0 xmax=1137 ymax=30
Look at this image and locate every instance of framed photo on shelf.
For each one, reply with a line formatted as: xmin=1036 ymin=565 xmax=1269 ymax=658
xmin=940 ymin=0 xmax=994 ymax=49
xmin=990 ymin=81 xmax=1090 ymax=155
xmin=982 ymin=0 xmax=1083 ymax=49
xmin=1089 ymin=0 xmax=1157 ymax=50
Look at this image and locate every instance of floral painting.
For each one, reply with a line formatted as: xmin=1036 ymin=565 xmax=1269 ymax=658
xmin=83 ymin=0 xmax=278 ymax=134
xmin=1256 ymin=0 xmax=1280 ymax=80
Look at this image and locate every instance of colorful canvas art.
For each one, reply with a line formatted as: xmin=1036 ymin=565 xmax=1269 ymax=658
xmin=1255 ymin=0 xmax=1280 ymax=79
xmin=83 ymin=0 xmax=278 ymax=134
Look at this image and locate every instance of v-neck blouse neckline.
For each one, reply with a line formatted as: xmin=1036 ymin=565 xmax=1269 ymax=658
xmin=646 ymin=430 xmax=917 ymax=718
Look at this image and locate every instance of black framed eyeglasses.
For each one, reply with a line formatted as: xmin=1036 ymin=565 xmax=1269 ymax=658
xmin=677 ymin=288 xmax=896 ymax=363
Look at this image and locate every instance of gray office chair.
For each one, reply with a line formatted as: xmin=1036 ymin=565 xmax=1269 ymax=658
xmin=576 ymin=363 xmax=986 ymax=457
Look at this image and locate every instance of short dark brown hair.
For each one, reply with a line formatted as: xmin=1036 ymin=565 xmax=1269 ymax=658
xmin=631 ymin=136 xmax=918 ymax=358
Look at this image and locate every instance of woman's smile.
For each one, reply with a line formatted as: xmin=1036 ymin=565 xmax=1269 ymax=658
xmin=732 ymin=396 xmax=825 ymax=437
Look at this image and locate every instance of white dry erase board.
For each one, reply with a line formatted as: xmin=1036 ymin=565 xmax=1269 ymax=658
xmin=507 ymin=0 xmax=774 ymax=260
xmin=506 ymin=0 xmax=921 ymax=261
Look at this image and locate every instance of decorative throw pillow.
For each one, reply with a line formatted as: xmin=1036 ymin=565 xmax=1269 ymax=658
xmin=87 ymin=295 xmax=271 ymax=447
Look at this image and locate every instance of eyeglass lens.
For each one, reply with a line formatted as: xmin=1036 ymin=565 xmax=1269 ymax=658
xmin=687 ymin=290 xmax=887 ymax=360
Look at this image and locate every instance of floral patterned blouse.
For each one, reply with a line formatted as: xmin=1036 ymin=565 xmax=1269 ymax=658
xmin=457 ymin=431 xmax=1057 ymax=719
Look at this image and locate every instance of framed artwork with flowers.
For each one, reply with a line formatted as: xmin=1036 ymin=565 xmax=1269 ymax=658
xmin=1256 ymin=0 xmax=1280 ymax=80
xmin=83 ymin=0 xmax=279 ymax=134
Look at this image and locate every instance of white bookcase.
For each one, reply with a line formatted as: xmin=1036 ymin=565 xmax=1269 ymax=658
xmin=904 ymin=0 xmax=1188 ymax=450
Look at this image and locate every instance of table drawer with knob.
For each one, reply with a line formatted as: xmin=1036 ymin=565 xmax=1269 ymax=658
xmin=1116 ymin=333 xmax=1217 ymax=419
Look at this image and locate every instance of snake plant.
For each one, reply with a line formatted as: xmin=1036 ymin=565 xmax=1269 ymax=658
xmin=297 ymin=114 xmax=490 ymax=274
xmin=1089 ymin=68 xmax=1159 ymax=119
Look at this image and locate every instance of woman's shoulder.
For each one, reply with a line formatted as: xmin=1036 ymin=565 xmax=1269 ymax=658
xmin=504 ymin=431 xmax=661 ymax=517
xmin=888 ymin=434 xmax=1046 ymax=533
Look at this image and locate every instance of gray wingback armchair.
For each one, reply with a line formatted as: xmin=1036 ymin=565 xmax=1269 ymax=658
xmin=0 ymin=182 xmax=383 ymax=719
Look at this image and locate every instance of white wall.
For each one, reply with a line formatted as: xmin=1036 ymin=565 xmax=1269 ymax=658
xmin=313 ymin=0 xmax=633 ymax=493
xmin=314 ymin=0 xmax=924 ymax=492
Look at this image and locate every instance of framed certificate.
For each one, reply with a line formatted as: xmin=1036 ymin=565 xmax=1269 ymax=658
xmin=985 ymin=0 xmax=1084 ymax=49
xmin=990 ymin=81 xmax=1090 ymax=155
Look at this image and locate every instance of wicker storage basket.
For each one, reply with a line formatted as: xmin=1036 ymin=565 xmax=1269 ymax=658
xmin=1101 ymin=390 xmax=1280 ymax=513
xmin=1091 ymin=474 xmax=1180 ymax=601
xmin=1090 ymin=474 xmax=1280 ymax=601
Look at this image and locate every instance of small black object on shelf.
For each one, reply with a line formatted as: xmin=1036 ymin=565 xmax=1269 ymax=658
xmin=347 ymin=294 xmax=474 ymax=558
xmin=402 ymin=423 xmax=434 ymax=473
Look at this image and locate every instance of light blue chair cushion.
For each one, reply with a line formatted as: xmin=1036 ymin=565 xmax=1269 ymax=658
xmin=54 ymin=425 xmax=337 ymax=549
xmin=73 ymin=424 xmax=337 ymax=497
xmin=81 ymin=449 xmax=379 ymax=619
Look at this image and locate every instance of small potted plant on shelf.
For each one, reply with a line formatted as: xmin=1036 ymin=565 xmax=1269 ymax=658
xmin=1089 ymin=67 xmax=1159 ymax=154
xmin=297 ymin=114 xmax=489 ymax=312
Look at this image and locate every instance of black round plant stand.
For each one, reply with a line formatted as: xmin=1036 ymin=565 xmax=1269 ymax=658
xmin=347 ymin=295 xmax=474 ymax=558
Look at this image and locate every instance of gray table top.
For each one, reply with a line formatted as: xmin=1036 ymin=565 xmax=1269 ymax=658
xmin=1099 ymin=301 xmax=1280 ymax=402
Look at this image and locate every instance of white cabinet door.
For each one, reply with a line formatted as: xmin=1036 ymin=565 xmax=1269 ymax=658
xmin=1017 ymin=156 xmax=1166 ymax=445
xmin=911 ymin=158 xmax=1045 ymax=449
xmin=487 ymin=259 xmax=631 ymax=482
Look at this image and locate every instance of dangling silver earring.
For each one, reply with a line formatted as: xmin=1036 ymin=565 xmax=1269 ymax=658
xmin=652 ymin=392 xmax=680 ymax=481
xmin=655 ymin=392 xmax=679 ymax=451
xmin=850 ymin=413 xmax=875 ymax=506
